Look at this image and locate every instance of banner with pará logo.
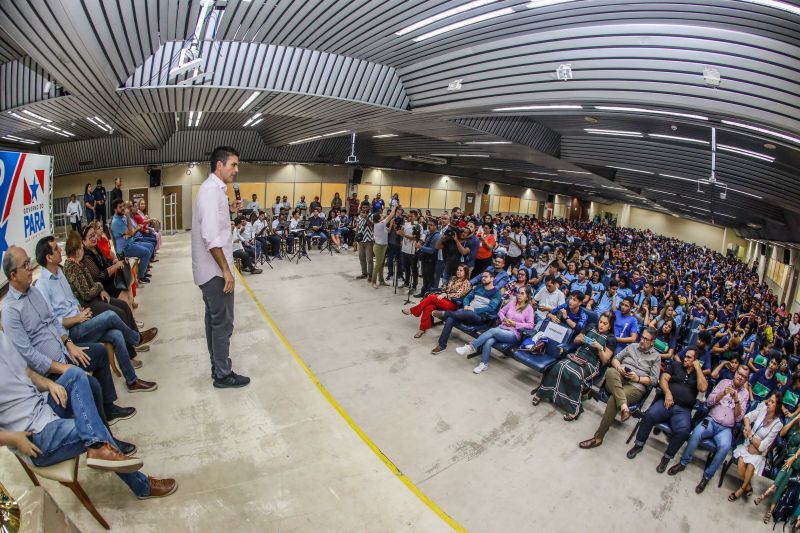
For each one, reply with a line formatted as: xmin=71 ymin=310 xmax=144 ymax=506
xmin=0 ymin=151 xmax=53 ymax=286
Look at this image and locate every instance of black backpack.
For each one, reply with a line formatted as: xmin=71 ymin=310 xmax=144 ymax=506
xmin=772 ymin=479 xmax=800 ymax=530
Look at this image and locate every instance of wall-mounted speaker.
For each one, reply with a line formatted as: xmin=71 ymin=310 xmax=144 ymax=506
xmin=482 ymin=184 xmax=490 ymax=195
xmin=784 ymin=249 xmax=791 ymax=264
xmin=546 ymin=194 xmax=555 ymax=203
xmin=352 ymin=167 xmax=363 ymax=184
xmin=760 ymin=243 xmax=766 ymax=256
xmin=148 ymin=168 xmax=161 ymax=187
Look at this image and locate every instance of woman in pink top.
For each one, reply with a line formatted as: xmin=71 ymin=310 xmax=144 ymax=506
xmin=456 ymin=287 xmax=536 ymax=374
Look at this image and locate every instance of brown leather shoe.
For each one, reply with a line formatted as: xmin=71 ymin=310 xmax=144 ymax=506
xmin=137 ymin=327 xmax=158 ymax=346
xmin=86 ymin=443 xmax=143 ymax=473
xmin=137 ymin=477 xmax=178 ymax=499
xmin=126 ymin=378 xmax=158 ymax=393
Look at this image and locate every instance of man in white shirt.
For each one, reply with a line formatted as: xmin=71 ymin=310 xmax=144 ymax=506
xmin=66 ymin=194 xmax=83 ymax=232
xmin=232 ymin=218 xmax=262 ymax=275
xmin=534 ymin=275 xmax=565 ymax=321
xmin=246 ymin=194 xmax=260 ymax=211
xmin=191 ymin=146 xmax=250 ymax=389
xmin=272 ymin=196 xmax=282 ymax=217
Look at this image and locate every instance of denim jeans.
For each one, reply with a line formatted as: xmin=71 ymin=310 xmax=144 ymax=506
xmin=471 ymin=327 xmax=519 ymax=364
xmin=679 ymin=417 xmax=733 ymax=480
xmin=70 ymin=311 xmax=140 ymax=385
xmin=635 ymin=400 xmax=693 ymax=459
xmin=122 ymin=241 xmax=153 ymax=278
xmin=31 ymin=367 xmax=149 ymax=497
xmin=437 ymin=310 xmax=487 ymax=348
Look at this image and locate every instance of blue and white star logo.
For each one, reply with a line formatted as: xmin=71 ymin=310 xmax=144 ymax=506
xmin=28 ymin=177 xmax=38 ymax=201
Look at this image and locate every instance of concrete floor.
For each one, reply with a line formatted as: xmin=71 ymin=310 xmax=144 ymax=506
xmin=1 ymin=233 xmax=769 ymax=532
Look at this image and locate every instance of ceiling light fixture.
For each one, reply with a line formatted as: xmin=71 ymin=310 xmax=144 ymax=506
xmin=288 ymin=130 xmax=349 ymax=145
xmin=740 ymin=0 xmax=800 ymax=17
xmin=717 ymin=143 xmax=775 ymax=162
xmin=8 ymin=112 xmax=41 ymax=125
xmin=594 ymin=106 xmax=708 ymax=121
xmin=649 ymin=189 xmax=676 ymax=195
xmin=243 ymin=112 xmax=262 ymax=127
xmin=716 ymin=212 xmax=737 ymax=219
xmin=557 ymin=170 xmax=591 ymax=174
xmin=482 ymin=167 xmax=504 ymax=171
xmin=86 ymin=116 xmax=112 ymax=133
xmin=237 ymin=91 xmax=261 ymax=112
xmin=602 ymin=185 xmax=624 ymax=189
xmin=526 ymin=0 xmax=575 ymax=8
xmin=2 ymin=135 xmax=38 ymax=144
xmin=193 ymin=111 xmax=202 ymax=127
xmin=188 ymin=111 xmax=195 ymax=127
xmin=584 ymin=128 xmax=642 ymax=137
xmin=373 ymin=133 xmax=398 ymax=138
xmin=608 ymin=166 xmax=654 ymax=175
xmin=727 ymin=187 xmax=763 ymax=200
xmin=21 ymin=110 xmax=52 ymax=123
xmin=396 ymin=0 xmax=499 ymax=36
xmin=413 ymin=8 xmax=515 ymax=42
xmin=526 ymin=170 xmax=558 ymax=176
xmin=648 ymin=133 xmax=709 ymax=144
xmin=659 ymin=173 xmax=697 ymax=183
xmin=493 ymin=104 xmax=582 ymax=111
xmin=721 ymin=119 xmax=800 ymax=145
xmin=250 ymin=118 xmax=263 ymax=127
xmin=430 ymin=153 xmax=490 ymax=157
xmin=464 ymin=141 xmax=512 ymax=144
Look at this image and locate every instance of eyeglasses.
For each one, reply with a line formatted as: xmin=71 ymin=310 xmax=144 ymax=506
xmin=640 ymin=336 xmax=655 ymax=343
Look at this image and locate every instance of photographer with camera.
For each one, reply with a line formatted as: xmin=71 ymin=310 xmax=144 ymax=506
xmin=416 ymin=218 xmax=441 ymax=296
xmin=398 ymin=209 xmax=422 ymax=292
xmin=372 ymin=203 xmax=398 ymax=288
xmin=387 ymin=207 xmax=404 ymax=284
xmin=437 ymin=222 xmax=469 ymax=285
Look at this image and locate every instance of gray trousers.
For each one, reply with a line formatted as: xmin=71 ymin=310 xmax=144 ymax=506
xmin=200 ymin=276 xmax=234 ymax=379
xmin=358 ymin=241 xmax=374 ymax=277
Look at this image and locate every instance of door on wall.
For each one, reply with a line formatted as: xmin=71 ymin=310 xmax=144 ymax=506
xmin=128 ymin=188 xmax=149 ymax=210
xmin=162 ymin=185 xmax=183 ymax=229
xmin=465 ymin=193 xmax=476 ymax=215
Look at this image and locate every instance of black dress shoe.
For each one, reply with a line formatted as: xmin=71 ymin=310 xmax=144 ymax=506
xmin=213 ymin=372 xmax=251 ymax=389
xmin=106 ymin=405 xmax=137 ymax=426
xmin=695 ymin=477 xmax=709 ymax=493
xmin=413 ymin=292 xmax=425 ymax=298
xmin=656 ymin=457 xmax=670 ymax=474
xmin=667 ymin=463 xmax=686 ymax=476
xmin=626 ymin=445 xmax=643 ymax=459
xmin=115 ymin=439 xmax=137 ymax=456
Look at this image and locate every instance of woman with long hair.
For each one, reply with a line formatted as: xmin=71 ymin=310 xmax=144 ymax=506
xmin=81 ymin=224 xmax=134 ymax=308
xmin=505 ymin=268 xmax=529 ymax=302
xmin=331 ymin=191 xmax=343 ymax=211
xmin=403 ymin=264 xmax=471 ymax=338
xmin=532 ymin=311 xmax=617 ymax=421
xmin=83 ymin=183 xmax=96 ymax=224
xmin=456 ymin=286 xmax=535 ymax=374
xmin=756 ymin=402 xmax=800 ymax=523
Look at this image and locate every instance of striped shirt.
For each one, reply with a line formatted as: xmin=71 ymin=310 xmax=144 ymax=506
xmin=355 ymin=215 xmax=374 ymax=243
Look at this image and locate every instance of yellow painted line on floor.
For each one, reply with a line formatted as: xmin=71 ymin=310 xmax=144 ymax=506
xmin=236 ymin=270 xmax=467 ymax=533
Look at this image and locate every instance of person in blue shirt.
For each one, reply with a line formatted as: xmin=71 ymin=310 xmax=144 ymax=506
xmin=469 ymin=255 xmax=510 ymax=290
xmin=594 ymin=279 xmax=619 ymax=313
xmin=614 ymin=297 xmax=639 ymax=350
xmin=547 ymin=291 xmax=588 ymax=336
xmin=110 ymin=199 xmax=154 ymax=282
xmin=750 ymin=357 xmax=780 ymax=400
xmin=431 ymin=270 xmax=502 ymax=354
xmin=589 ymin=270 xmax=605 ymax=305
xmin=569 ymin=268 xmax=591 ymax=302
xmin=371 ymin=193 xmax=385 ymax=214
xmin=629 ymin=270 xmax=645 ymax=294
xmin=633 ymin=282 xmax=658 ymax=310
xmin=616 ymin=277 xmax=633 ymax=299
xmin=92 ymin=179 xmax=107 ymax=230
xmin=84 ymin=183 xmax=96 ymax=224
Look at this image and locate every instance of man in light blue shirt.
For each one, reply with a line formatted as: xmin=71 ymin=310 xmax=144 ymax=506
xmin=594 ymin=279 xmax=619 ymax=313
xmin=1 ymin=245 xmax=132 ymax=423
xmin=111 ymin=199 xmax=153 ymax=281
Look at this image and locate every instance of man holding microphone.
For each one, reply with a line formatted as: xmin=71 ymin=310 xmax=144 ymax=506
xmin=192 ymin=146 xmax=250 ymax=389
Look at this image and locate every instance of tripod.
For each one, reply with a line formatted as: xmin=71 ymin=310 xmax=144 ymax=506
xmin=289 ymin=229 xmax=311 ymax=263
xmin=320 ymin=227 xmax=336 ymax=255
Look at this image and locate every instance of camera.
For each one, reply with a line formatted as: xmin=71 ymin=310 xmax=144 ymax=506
xmin=443 ymin=223 xmax=459 ymax=238
xmin=412 ymin=224 xmax=422 ymax=240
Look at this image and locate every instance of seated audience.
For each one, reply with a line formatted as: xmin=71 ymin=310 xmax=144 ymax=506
xmin=2 ymin=246 xmax=132 ymax=423
xmin=306 ymin=207 xmax=328 ymax=250
xmin=579 ymin=327 xmax=660 ymax=449
xmin=750 ymin=357 xmax=780 ymax=400
xmin=755 ymin=411 xmax=800 ymax=523
xmin=469 ymin=255 xmax=509 ymax=290
xmin=456 ymin=286 xmax=535 ymax=374
xmin=111 ymin=199 xmax=154 ymax=283
xmin=532 ymin=311 xmax=617 ymax=421
xmin=0 ymin=331 xmax=177 ymax=499
xmin=430 ymin=270 xmax=502 ymax=355
xmin=232 ymin=218 xmax=263 ymax=274
xmin=627 ymin=349 xmax=708 ymax=472
xmin=728 ymin=392 xmax=782 ymax=502
xmin=614 ymin=297 xmax=640 ymax=350
xmin=81 ymin=225 xmax=134 ymax=308
xmin=403 ymin=265 xmax=471 ymax=338
xmin=667 ymin=365 xmax=750 ymax=494
xmin=533 ymin=275 xmax=565 ymax=321
xmin=546 ymin=291 xmax=589 ymax=335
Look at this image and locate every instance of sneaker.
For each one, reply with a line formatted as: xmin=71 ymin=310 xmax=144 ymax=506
xmin=135 ymin=345 xmax=149 ymax=353
xmin=126 ymin=379 xmax=158 ymax=393
xmin=249 ymin=268 xmax=263 ymax=274
xmin=656 ymin=457 xmax=670 ymax=474
xmin=456 ymin=344 xmax=477 ymax=356
xmin=115 ymin=439 xmax=137 ymax=457
xmin=356 ymin=274 xmax=368 ymax=280
xmin=413 ymin=292 xmax=425 ymax=298
xmin=430 ymin=345 xmax=446 ymax=355
xmin=86 ymin=443 xmax=143 ymax=473
xmin=626 ymin=445 xmax=643 ymax=459
xmin=137 ymin=477 xmax=179 ymax=500
xmin=473 ymin=362 xmax=489 ymax=374
xmin=213 ymin=372 xmax=251 ymax=388
xmin=106 ymin=405 xmax=136 ymax=426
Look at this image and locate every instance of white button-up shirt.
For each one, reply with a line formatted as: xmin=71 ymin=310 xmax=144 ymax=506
xmin=192 ymin=173 xmax=234 ymax=286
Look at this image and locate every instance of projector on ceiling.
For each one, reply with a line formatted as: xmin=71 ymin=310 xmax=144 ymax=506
xmin=401 ymin=155 xmax=448 ymax=165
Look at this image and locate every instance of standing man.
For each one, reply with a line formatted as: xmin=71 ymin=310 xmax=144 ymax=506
xmin=246 ymin=194 xmax=260 ymax=211
xmin=93 ymin=179 xmax=108 ymax=234
xmin=348 ymin=192 xmax=360 ymax=218
xmin=66 ymin=194 xmax=83 ymax=232
xmin=108 ymin=177 xmax=123 ymax=211
xmin=192 ymin=146 xmax=250 ymax=389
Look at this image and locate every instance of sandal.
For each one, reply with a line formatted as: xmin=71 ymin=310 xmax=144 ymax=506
xmin=579 ymin=437 xmax=603 ymax=449
xmin=728 ymin=488 xmax=744 ymax=502
xmin=563 ymin=412 xmax=581 ymax=422
xmin=413 ymin=330 xmax=425 ymax=338
xmin=531 ymin=395 xmax=541 ymax=406
xmin=763 ymin=510 xmax=772 ymax=524
xmin=755 ymin=487 xmax=775 ymax=506
xmin=401 ymin=309 xmax=411 ymax=316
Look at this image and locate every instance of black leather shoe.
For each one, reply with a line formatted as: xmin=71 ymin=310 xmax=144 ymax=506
xmin=667 ymin=463 xmax=686 ymax=476
xmin=626 ymin=445 xmax=643 ymax=459
xmin=213 ymin=372 xmax=251 ymax=389
xmin=695 ymin=477 xmax=709 ymax=493
xmin=115 ymin=439 xmax=137 ymax=457
xmin=656 ymin=457 xmax=670 ymax=474
xmin=106 ymin=405 xmax=137 ymax=426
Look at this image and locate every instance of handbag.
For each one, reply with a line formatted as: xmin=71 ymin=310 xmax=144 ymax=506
xmin=113 ymin=261 xmax=133 ymax=291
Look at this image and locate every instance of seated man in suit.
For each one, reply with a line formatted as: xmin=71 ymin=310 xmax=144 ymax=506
xmin=0 ymin=330 xmax=177 ymax=499
xmin=627 ymin=348 xmax=708 ymax=473
xmin=430 ymin=270 xmax=503 ymax=355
